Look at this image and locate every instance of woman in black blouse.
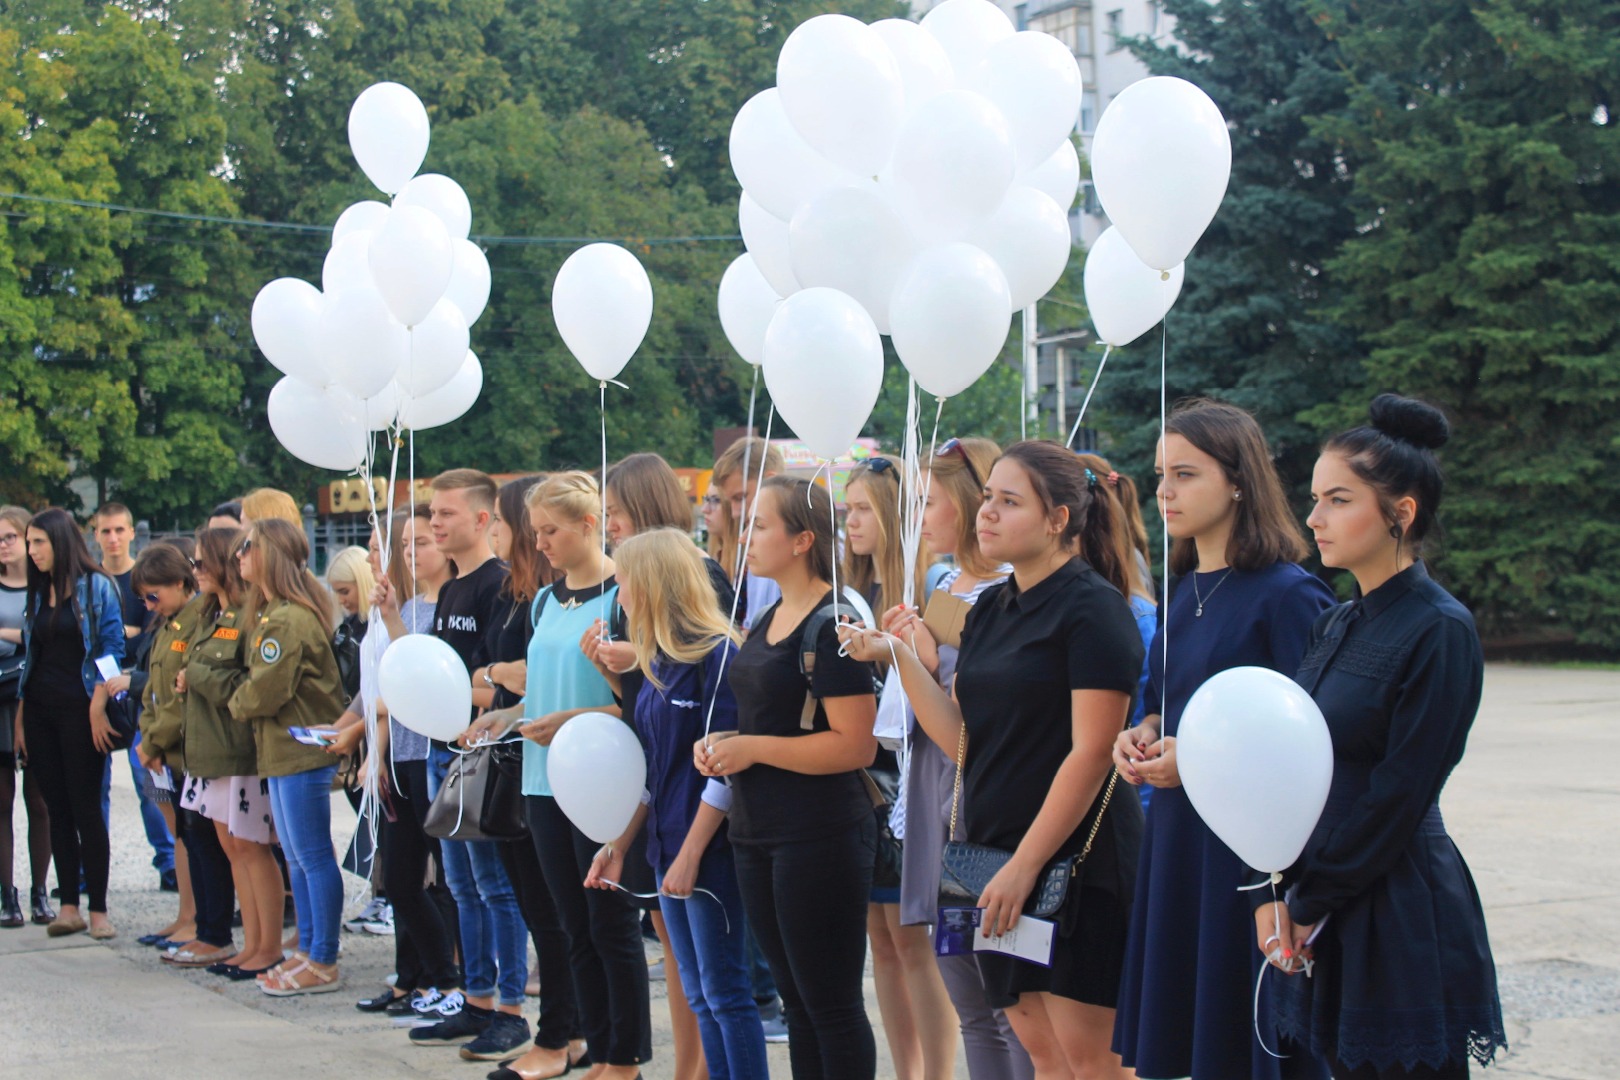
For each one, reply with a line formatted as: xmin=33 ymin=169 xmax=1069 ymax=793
xmin=1257 ymin=395 xmax=1505 ymax=1079
xmin=845 ymin=441 xmax=1145 ymax=1079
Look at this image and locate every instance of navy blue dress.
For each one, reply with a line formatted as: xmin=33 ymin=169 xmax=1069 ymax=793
xmin=1270 ymin=562 xmax=1505 ymax=1072
xmin=1113 ymin=562 xmax=1336 ymax=1080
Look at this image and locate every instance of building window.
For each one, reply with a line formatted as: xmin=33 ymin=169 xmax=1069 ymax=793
xmin=1148 ymin=0 xmax=1163 ymax=35
xmin=1014 ymin=3 xmax=1028 ymax=31
xmin=1031 ymin=4 xmax=1085 ymax=56
xmin=1106 ymin=8 xmax=1124 ymax=52
xmin=1082 ymin=182 xmax=1103 ymax=217
xmin=1080 ymin=89 xmax=1099 ymax=133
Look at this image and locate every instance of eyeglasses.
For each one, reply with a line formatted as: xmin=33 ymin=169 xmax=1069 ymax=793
xmin=936 ymin=438 xmax=984 ymax=491
xmin=235 ymin=539 xmax=252 ymax=557
xmin=0 ymin=533 xmax=19 ymax=545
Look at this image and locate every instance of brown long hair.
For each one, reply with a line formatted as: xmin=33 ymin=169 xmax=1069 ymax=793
xmin=998 ymin=441 xmax=1135 ymax=598
xmin=842 ymin=456 xmax=928 ymax=610
xmin=195 ymin=526 xmax=246 ymax=606
xmin=606 ymin=453 xmax=691 ymax=534
xmin=243 ymin=518 xmax=336 ymax=629
xmin=386 ymin=505 xmax=430 ymax=603
xmin=1075 ymin=452 xmax=1153 ymax=602
xmin=706 ymin=488 xmax=738 ymax=583
xmin=241 ymin=488 xmax=302 ymax=528
xmin=1164 ymin=399 xmax=1309 ymax=576
xmin=499 ymin=475 xmax=554 ymax=602
xmin=926 ymin=437 xmax=1001 ymax=580
xmin=760 ymin=475 xmax=837 ymax=586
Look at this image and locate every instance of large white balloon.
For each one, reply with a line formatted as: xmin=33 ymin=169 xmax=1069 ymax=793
xmin=789 ymin=184 xmax=917 ymax=334
xmin=891 ymin=90 xmax=1016 ymax=237
xmin=889 ymin=243 xmax=1012 ymax=399
xmin=552 ymin=243 xmax=653 ymax=383
xmin=547 ymin=712 xmax=648 ymax=844
xmin=398 ymin=300 xmax=470 ymax=396
xmin=321 ymin=231 xmax=376 ymax=295
xmin=333 ymin=200 xmax=391 ymax=244
xmin=1018 ymin=139 xmax=1081 ymax=212
xmin=251 ymin=278 xmax=327 ymax=386
xmin=444 ymin=239 xmax=492 ymax=325
xmin=1177 ymin=667 xmax=1333 ymax=873
xmin=320 ymin=286 xmax=409 ymax=399
xmin=397 ymin=351 xmax=483 ymax=431
xmin=762 ymin=288 xmax=884 ymax=461
xmin=968 ymin=32 xmax=1084 ymax=170
xmin=969 ymin=187 xmax=1073 ymax=310
xmin=394 ymin=173 xmax=472 ymax=240
xmin=777 ymin=14 xmax=904 ymax=176
xmin=729 ymin=89 xmax=853 ymax=222
xmin=348 ymin=82 xmax=430 ymax=196
xmin=717 ymin=254 xmax=781 ymax=367
xmin=1090 ymin=76 xmax=1233 ymax=270
xmin=369 ymin=204 xmax=454 ymax=327
xmin=1083 ymin=226 xmax=1185 ymax=346
xmin=920 ymin=0 xmax=1015 ymax=76
xmin=871 ymin=18 xmax=955 ymax=110
xmin=266 ymin=377 xmax=367 ymax=472
xmin=377 ymin=635 xmax=473 ymax=742
xmin=738 ymin=194 xmax=801 ymax=299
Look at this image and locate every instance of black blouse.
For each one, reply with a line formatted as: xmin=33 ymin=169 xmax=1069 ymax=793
xmin=1285 ymin=561 xmax=1484 ymax=925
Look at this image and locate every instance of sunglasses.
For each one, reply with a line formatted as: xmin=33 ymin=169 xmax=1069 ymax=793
xmin=142 ymin=592 xmax=161 ymax=604
xmin=936 ymin=438 xmax=984 ymax=491
xmin=862 ymin=456 xmax=898 ymax=477
xmin=235 ymin=539 xmax=252 ymax=557
xmin=190 ymin=559 xmax=203 ymax=570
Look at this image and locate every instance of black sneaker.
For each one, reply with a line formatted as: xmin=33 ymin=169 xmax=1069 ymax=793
xmin=409 ymin=1004 xmax=492 ymax=1046
xmin=357 ymin=988 xmax=405 ymax=1013
xmin=458 ymin=1013 xmax=532 ymax=1061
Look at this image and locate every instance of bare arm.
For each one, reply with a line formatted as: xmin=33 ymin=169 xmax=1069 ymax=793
xmin=698 ymin=693 xmax=877 ymax=778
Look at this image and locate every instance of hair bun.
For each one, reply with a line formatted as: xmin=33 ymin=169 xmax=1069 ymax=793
xmin=1368 ymin=393 xmax=1449 ymax=450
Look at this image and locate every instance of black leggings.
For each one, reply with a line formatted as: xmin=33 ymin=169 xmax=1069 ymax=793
xmin=527 ymin=794 xmax=650 ymax=1067
xmin=734 ymin=815 xmax=877 ymax=1080
xmin=497 ymin=831 xmax=579 ymax=1050
xmin=180 ymin=806 xmax=235 ymax=948
xmin=22 ymin=695 xmax=109 ymax=913
xmin=1332 ymin=1057 xmax=1469 ymax=1080
xmin=381 ymin=759 xmax=459 ymax=991
xmin=0 ymin=701 xmax=51 ymax=891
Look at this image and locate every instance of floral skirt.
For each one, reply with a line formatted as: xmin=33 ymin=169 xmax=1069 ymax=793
xmin=181 ymin=774 xmax=275 ymax=845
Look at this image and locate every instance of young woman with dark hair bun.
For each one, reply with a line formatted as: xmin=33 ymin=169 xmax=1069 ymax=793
xmin=1255 ymin=394 xmax=1505 ymax=1080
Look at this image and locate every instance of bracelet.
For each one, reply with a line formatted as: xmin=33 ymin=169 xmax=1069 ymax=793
xmin=481 ymin=667 xmax=495 ymax=688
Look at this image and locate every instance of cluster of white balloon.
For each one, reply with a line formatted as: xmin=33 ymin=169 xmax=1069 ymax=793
xmin=716 ymin=0 xmax=1086 ymax=457
xmin=251 ymin=82 xmax=493 ymax=472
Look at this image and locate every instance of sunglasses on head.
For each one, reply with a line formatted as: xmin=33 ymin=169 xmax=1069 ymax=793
xmin=935 ymin=438 xmax=984 ymax=491
xmin=862 ymin=456 xmax=898 ymax=477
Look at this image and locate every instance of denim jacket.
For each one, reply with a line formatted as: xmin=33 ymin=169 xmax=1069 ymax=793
xmin=18 ymin=572 xmax=126 ymax=700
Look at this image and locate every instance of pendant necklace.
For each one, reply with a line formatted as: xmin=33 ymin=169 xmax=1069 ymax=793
xmin=1192 ymin=568 xmax=1235 ymax=618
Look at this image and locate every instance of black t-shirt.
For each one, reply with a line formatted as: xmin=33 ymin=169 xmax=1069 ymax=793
xmin=726 ymin=589 xmax=876 ymax=844
xmin=433 ymin=557 xmax=508 ymax=720
xmin=954 ymin=558 xmax=1145 ymax=893
xmin=113 ymin=568 xmax=150 ymax=666
xmin=482 ymin=588 xmax=534 ymax=712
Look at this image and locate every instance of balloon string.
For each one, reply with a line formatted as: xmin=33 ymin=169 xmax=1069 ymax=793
xmin=1065 ymin=345 xmax=1114 ymax=450
xmin=1159 ymin=288 xmax=1169 ymax=746
xmin=737 ymin=369 xmax=759 ymax=583
xmin=704 ymin=404 xmax=774 ymax=739
xmin=600 ymin=380 xmax=610 ymax=644
xmin=899 ymin=378 xmax=921 ymax=612
xmin=1251 ymin=878 xmax=1310 ymax=1060
xmin=599 ymin=879 xmax=731 ymax=935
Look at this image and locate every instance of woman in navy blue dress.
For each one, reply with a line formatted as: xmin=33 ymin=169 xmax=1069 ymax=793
xmin=1112 ymin=400 xmax=1335 ymax=1080
xmin=1257 ymin=396 xmax=1505 ymax=1079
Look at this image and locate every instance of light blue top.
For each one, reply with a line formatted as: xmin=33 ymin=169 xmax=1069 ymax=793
xmin=522 ymin=583 xmax=620 ymax=796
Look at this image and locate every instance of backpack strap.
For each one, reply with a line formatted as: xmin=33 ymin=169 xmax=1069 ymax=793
xmin=796 ymin=599 xmax=880 ymax=731
xmin=528 ymin=583 xmax=558 ymax=631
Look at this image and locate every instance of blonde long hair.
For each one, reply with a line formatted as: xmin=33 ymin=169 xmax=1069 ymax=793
xmin=613 ymin=528 xmax=739 ymax=693
xmin=326 ymin=546 xmax=375 ymax=620
xmin=526 ymin=470 xmax=599 ymax=525
xmin=244 ymin=518 xmax=336 ymax=630
xmin=927 ymin=437 xmax=1002 ymax=581
xmin=842 ymin=456 xmax=928 ymax=611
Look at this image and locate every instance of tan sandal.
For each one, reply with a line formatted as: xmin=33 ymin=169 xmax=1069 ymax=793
xmin=163 ymin=945 xmax=235 ymax=967
xmin=258 ymin=958 xmax=340 ymax=997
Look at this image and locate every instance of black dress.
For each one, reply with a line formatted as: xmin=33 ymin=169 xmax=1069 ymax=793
xmin=953 ymin=558 xmax=1145 ymax=1008
xmin=1272 ymin=562 xmax=1506 ymax=1072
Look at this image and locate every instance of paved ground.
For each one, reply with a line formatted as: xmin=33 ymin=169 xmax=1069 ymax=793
xmin=0 ymin=664 xmax=1615 ymax=1080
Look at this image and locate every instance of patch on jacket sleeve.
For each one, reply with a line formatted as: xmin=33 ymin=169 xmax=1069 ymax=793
xmin=259 ymin=637 xmax=282 ymax=664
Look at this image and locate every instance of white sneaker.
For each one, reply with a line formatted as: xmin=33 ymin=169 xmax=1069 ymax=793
xmin=360 ymin=902 xmax=395 ymax=936
xmin=344 ymin=897 xmax=387 ymax=933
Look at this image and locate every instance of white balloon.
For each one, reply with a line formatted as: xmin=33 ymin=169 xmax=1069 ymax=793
xmin=717 ymin=254 xmax=781 ymax=367
xmin=348 ymin=82 xmax=431 ymax=196
xmin=891 ymin=90 xmax=1017 ymax=237
xmin=266 ymin=377 xmax=367 ymax=472
xmin=377 ymin=635 xmax=472 ymax=742
xmin=395 ymin=173 xmax=472 ymax=240
xmin=969 ymin=187 xmax=1073 ymax=310
xmin=251 ymin=278 xmax=327 ymax=385
xmin=920 ymin=0 xmax=1015 ymax=76
xmin=552 ymin=243 xmax=653 ymax=383
xmin=1083 ymin=226 xmax=1185 ymax=346
xmin=333 ymin=200 xmax=390 ymax=244
xmin=762 ymin=288 xmax=884 ymax=461
xmin=397 ymin=351 xmax=483 ymax=432
xmin=369 ymin=204 xmax=454 ymax=327
xmin=445 ymin=239 xmax=492 ymax=325
xmin=361 ymin=381 xmax=405 ymax=431
xmin=729 ymin=88 xmax=854 ymax=222
xmin=789 ymin=184 xmax=918 ymax=334
xmin=777 ymin=14 xmax=904 ymax=176
xmin=889 ymin=243 xmax=1012 ymax=399
xmin=398 ymin=300 xmax=470 ymax=396
xmin=1090 ymin=76 xmax=1233 ymax=270
xmin=738 ymin=194 xmax=801 ymax=299
xmin=1177 ymin=667 xmax=1334 ymax=873
xmin=321 ymin=231 xmax=376 ymax=295
xmin=319 ymin=285 xmax=409 ymax=399
xmin=1018 ymin=139 xmax=1081 ymax=211
xmin=547 ymin=711 xmax=648 ymax=844
xmin=968 ymin=31 xmax=1084 ymax=170
xmin=871 ymin=18 xmax=955 ymax=110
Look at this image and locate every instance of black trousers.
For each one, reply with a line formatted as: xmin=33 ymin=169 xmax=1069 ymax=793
xmin=497 ymin=831 xmax=580 ymax=1050
xmin=381 ymin=759 xmax=459 ymax=991
xmin=1332 ymin=1057 xmax=1469 ymax=1080
xmin=179 ymin=805 xmax=235 ymax=948
xmin=23 ymin=691 xmax=109 ymax=914
xmin=734 ymin=815 xmax=877 ymax=1080
xmin=527 ymin=794 xmax=650 ymax=1067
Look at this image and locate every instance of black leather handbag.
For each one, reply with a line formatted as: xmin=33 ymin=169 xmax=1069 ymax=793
xmin=424 ymin=740 xmax=527 ymax=842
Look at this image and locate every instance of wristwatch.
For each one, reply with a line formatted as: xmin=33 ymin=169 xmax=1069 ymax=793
xmin=481 ymin=667 xmax=495 ymax=689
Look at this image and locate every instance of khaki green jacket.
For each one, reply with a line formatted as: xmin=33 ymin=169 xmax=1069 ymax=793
xmin=227 ymin=599 xmax=346 ymax=778
xmin=182 ymin=600 xmax=260 ymax=779
xmin=139 ymin=593 xmax=207 ymax=773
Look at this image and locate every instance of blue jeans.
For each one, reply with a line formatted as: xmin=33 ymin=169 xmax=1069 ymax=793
xmin=98 ymin=737 xmax=175 ymax=873
xmin=429 ymin=748 xmax=528 ymax=1005
xmin=266 ymin=766 xmax=343 ymax=965
xmin=658 ymin=845 xmax=769 ymax=1080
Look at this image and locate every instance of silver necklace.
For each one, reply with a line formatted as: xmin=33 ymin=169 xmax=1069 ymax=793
xmin=1192 ymin=568 xmax=1235 ymax=617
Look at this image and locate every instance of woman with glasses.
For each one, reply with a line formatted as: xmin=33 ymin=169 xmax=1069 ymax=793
xmin=0 ymin=506 xmax=52 ymax=929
